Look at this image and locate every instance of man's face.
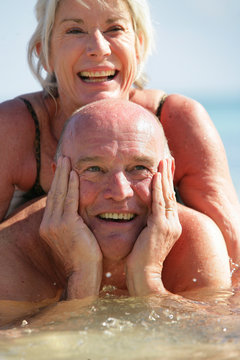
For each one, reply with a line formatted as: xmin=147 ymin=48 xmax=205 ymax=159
xmin=64 ymin=102 xmax=164 ymax=261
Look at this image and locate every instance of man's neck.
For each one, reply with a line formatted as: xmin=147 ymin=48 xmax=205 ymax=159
xmin=101 ymin=258 xmax=128 ymax=294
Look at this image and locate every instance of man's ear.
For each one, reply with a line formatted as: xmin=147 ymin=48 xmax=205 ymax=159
xmin=52 ymin=162 xmax=57 ymax=174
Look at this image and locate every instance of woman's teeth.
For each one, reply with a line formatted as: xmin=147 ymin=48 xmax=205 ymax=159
xmin=99 ymin=213 xmax=136 ymax=221
xmin=79 ymin=70 xmax=116 ymax=82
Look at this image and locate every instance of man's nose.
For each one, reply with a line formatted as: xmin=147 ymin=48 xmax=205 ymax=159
xmin=103 ymin=172 xmax=134 ymax=201
xmin=86 ymin=30 xmax=111 ymax=58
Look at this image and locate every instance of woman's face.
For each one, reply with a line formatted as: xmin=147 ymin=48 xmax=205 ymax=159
xmin=49 ymin=0 xmax=141 ymax=114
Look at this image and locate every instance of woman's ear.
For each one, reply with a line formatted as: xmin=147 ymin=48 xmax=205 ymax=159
xmin=136 ymin=33 xmax=144 ymax=63
xmin=36 ymin=42 xmax=42 ymax=57
xmin=36 ymin=42 xmax=51 ymax=72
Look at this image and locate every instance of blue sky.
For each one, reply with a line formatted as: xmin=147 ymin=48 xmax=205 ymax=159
xmin=0 ymin=0 xmax=239 ymax=102
xmin=146 ymin=0 xmax=240 ymax=102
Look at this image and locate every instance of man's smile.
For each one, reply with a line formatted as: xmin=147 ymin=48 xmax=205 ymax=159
xmin=97 ymin=212 xmax=136 ymax=222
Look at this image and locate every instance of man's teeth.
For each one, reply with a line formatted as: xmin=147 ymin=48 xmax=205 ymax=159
xmin=99 ymin=213 xmax=135 ymax=221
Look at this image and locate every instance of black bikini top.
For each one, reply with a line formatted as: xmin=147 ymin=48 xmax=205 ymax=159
xmin=20 ymin=98 xmax=46 ymax=199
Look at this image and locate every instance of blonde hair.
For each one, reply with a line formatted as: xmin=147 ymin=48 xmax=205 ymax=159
xmin=28 ymin=0 xmax=154 ymax=96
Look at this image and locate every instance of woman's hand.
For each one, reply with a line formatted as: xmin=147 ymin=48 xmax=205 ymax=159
xmin=39 ymin=157 xmax=102 ymax=299
xmin=126 ymin=158 xmax=182 ymax=296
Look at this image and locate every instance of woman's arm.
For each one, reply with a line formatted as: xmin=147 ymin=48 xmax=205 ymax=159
xmin=0 ymin=98 xmax=37 ymax=221
xmin=161 ymin=94 xmax=240 ymax=265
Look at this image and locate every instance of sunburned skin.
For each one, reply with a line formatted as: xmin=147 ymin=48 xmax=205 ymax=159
xmin=0 ymin=99 xmax=231 ymax=307
xmin=39 ymin=99 xmax=231 ymax=297
xmin=0 ymin=0 xmax=239 ymax=283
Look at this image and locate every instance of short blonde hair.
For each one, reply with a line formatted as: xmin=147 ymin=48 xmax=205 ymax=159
xmin=28 ymin=0 xmax=154 ymax=96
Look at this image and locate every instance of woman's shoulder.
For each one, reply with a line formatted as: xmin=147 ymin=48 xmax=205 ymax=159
xmin=0 ymin=91 xmax=44 ymax=139
xmin=129 ymin=88 xmax=211 ymax=124
xmin=160 ymin=93 xmax=214 ymax=131
xmin=129 ymin=87 xmax=167 ymax=114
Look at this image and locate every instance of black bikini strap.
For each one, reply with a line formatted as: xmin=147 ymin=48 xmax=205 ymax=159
xmin=156 ymin=94 xmax=168 ymax=122
xmin=20 ymin=97 xmax=45 ymax=197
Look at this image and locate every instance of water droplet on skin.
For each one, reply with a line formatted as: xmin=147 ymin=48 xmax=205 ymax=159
xmin=21 ymin=320 xmax=28 ymax=327
xmin=192 ymin=278 xmax=197 ymax=283
xmin=105 ymin=272 xmax=112 ymax=278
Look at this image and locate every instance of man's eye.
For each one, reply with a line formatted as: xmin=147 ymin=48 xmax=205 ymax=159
xmin=86 ymin=166 xmax=101 ymax=172
xmin=134 ymin=165 xmax=148 ymax=171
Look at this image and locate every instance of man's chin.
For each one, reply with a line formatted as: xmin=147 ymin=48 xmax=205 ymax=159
xmin=95 ymin=234 xmax=137 ymax=262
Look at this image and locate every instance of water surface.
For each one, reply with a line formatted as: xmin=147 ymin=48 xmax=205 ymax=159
xmin=1 ymin=289 xmax=240 ymax=360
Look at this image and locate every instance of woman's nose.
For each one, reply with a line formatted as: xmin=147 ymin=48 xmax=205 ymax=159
xmin=86 ymin=30 xmax=111 ymax=58
xmin=103 ymin=172 xmax=134 ymax=201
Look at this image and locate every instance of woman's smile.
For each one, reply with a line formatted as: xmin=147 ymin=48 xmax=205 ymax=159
xmin=78 ymin=69 xmax=119 ymax=83
xmin=49 ymin=0 xmax=140 ymax=113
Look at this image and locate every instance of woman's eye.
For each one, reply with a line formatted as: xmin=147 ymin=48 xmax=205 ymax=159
xmin=66 ymin=28 xmax=86 ymax=34
xmin=105 ymin=26 xmax=124 ymax=33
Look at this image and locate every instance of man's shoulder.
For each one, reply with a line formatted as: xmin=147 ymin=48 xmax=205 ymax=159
xmin=4 ymin=197 xmax=47 ymax=228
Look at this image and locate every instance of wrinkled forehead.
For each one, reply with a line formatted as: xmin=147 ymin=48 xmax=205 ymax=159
xmin=57 ymin=0 xmax=131 ymax=15
xmin=61 ymin=102 xmax=165 ymax=159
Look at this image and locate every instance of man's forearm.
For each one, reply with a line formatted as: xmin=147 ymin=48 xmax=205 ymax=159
xmin=67 ymin=263 xmax=102 ymax=300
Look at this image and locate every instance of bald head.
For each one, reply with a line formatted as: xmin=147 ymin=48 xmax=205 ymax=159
xmin=56 ymin=99 xmax=170 ymax=161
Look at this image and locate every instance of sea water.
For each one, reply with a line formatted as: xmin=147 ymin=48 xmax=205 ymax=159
xmin=1 ymin=289 xmax=240 ymax=360
xmin=0 ymin=100 xmax=239 ymax=360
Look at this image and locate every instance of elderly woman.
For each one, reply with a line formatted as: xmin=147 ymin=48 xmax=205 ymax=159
xmin=0 ymin=0 xmax=239 ymax=271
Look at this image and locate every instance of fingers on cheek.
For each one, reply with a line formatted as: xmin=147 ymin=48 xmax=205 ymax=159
xmin=133 ymin=181 xmax=151 ymax=206
xmin=161 ymin=159 xmax=175 ymax=202
xmin=69 ymin=170 xmax=79 ymax=191
xmin=153 ymin=172 xmax=163 ymax=201
xmin=166 ymin=159 xmax=175 ymax=193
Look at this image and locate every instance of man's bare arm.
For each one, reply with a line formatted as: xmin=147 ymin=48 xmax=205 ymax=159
xmin=0 ymin=198 xmax=62 ymax=302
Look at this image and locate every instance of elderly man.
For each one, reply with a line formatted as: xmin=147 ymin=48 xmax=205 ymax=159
xmin=0 ymin=99 xmax=231 ymax=303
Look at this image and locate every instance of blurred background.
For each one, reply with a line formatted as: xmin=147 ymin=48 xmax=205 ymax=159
xmin=0 ymin=0 xmax=239 ymax=197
